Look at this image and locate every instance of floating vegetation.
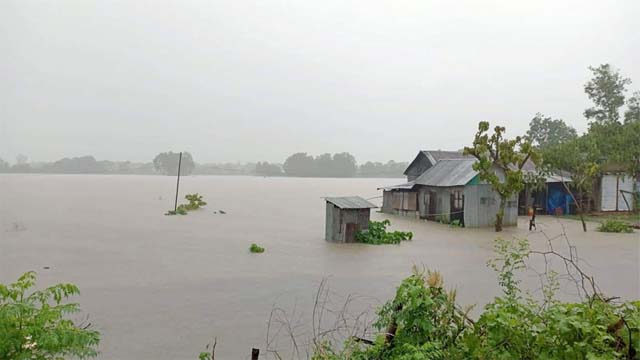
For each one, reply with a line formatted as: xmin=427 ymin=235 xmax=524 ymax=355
xmin=165 ymin=194 xmax=207 ymax=215
xmin=598 ymin=219 xmax=633 ymax=233
xmin=249 ymin=243 xmax=265 ymax=253
xmin=356 ymin=220 xmax=413 ymax=245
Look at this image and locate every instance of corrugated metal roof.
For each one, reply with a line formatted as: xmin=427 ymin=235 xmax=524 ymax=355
xmin=414 ymin=159 xmax=478 ymax=187
xmin=325 ymin=196 xmax=378 ymax=209
xmin=422 ymin=150 xmax=472 ymax=162
xmin=378 ymin=181 xmax=416 ymax=190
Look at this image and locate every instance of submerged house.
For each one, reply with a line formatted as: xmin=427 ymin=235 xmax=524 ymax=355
xmin=325 ymin=196 xmax=377 ymax=243
xmin=381 ymin=159 xmax=518 ymax=227
xmin=404 ymin=150 xmax=473 ymax=181
xmin=595 ymin=173 xmax=636 ymax=211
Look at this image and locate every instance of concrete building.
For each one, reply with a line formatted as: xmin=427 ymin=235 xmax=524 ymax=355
xmin=325 ymin=196 xmax=377 ymax=243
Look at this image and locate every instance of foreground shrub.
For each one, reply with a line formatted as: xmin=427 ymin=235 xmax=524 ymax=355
xmin=598 ymin=219 xmax=634 ymax=233
xmin=249 ymin=243 xmax=265 ymax=253
xmin=0 ymin=272 xmax=100 ymax=359
xmin=312 ymin=238 xmax=640 ymax=359
xmin=356 ymin=220 xmax=413 ymax=245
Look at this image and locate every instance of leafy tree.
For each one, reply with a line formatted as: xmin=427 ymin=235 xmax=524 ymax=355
xmin=525 ymin=113 xmax=577 ymax=149
xmin=625 ymin=91 xmax=640 ymax=123
xmin=584 ymin=64 xmax=631 ymax=125
xmin=282 ymin=152 xmax=358 ymax=177
xmin=464 ymin=122 xmax=539 ymax=232
xmin=51 ymin=156 xmax=104 ymax=174
xmin=330 ymin=152 xmax=357 ymax=178
xmin=153 ymin=151 xmax=195 ymax=175
xmin=541 ymin=137 xmax=599 ymax=232
xmin=0 ymin=272 xmax=100 ymax=359
xmin=283 ymin=152 xmax=316 ymax=177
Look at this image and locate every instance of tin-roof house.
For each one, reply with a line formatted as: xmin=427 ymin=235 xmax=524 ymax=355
xmin=403 ymin=150 xmax=472 ymax=181
xmin=381 ymin=159 xmax=518 ymax=227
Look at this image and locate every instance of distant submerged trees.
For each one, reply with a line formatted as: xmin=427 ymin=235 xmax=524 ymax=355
xmin=254 ymin=162 xmax=284 ymax=176
xmin=283 ymin=152 xmax=357 ymax=177
xmin=153 ymin=151 xmax=195 ymax=175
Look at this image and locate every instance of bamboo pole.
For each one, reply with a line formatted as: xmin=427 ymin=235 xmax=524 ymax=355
xmin=174 ymin=152 xmax=183 ymax=212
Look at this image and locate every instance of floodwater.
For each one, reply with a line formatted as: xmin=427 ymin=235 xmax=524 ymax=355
xmin=1 ymin=174 xmax=638 ymax=359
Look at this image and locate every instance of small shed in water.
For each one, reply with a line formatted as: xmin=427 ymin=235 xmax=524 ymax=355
xmin=325 ymin=196 xmax=377 ymax=243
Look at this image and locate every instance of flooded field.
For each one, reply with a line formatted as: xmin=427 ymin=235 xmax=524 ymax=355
xmin=1 ymin=174 xmax=638 ymax=359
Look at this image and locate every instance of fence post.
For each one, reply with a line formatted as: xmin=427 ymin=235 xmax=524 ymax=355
xmin=251 ymin=348 xmax=259 ymax=360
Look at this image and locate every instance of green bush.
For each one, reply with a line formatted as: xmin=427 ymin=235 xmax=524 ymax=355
xmin=166 ymin=193 xmax=207 ymax=215
xmin=249 ymin=243 xmax=265 ymax=253
xmin=312 ymin=238 xmax=640 ymax=359
xmin=183 ymin=193 xmax=207 ymax=211
xmin=0 ymin=272 xmax=100 ymax=360
xmin=598 ymin=219 xmax=633 ymax=233
xmin=355 ymin=220 xmax=413 ymax=245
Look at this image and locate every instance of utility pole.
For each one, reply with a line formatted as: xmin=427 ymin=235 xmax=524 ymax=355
xmin=174 ymin=152 xmax=183 ymax=212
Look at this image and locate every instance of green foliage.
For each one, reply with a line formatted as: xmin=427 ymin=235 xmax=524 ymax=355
xmin=464 ymin=121 xmax=541 ymax=232
xmin=183 ymin=193 xmax=207 ymax=210
xmin=313 ymin=238 xmax=640 ymax=359
xmin=0 ymin=272 xmax=100 ymax=360
xmin=584 ymin=64 xmax=631 ymax=125
xmin=249 ymin=243 xmax=265 ymax=253
xmin=165 ymin=194 xmax=207 ymax=215
xmin=449 ymin=219 xmax=463 ymax=228
xmin=355 ymin=220 xmax=413 ymax=245
xmin=626 ymin=91 xmax=640 ymax=123
xmin=526 ymin=113 xmax=578 ymax=149
xmin=598 ymin=219 xmax=634 ymax=233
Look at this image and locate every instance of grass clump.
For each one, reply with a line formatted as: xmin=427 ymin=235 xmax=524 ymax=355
xmin=249 ymin=243 xmax=265 ymax=253
xmin=356 ymin=220 xmax=413 ymax=245
xmin=598 ymin=219 xmax=633 ymax=233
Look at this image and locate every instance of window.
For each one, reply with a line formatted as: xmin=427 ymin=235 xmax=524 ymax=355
xmin=452 ymin=191 xmax=464 ymax=210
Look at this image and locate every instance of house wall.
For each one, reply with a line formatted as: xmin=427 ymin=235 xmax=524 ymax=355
xmin=464 ymin=184 xmax=518 ymax=227
xmin=325 ymin=203 xmax=336 ymax=241
xmin=600 ymin=174 xmax=635 ymax=211
xmin=417 ymin=186 xmax=458 ymax=222
xmin=326 ymin=204 xmax=371 ymax=242
xmin=381 ymin=190 xmax=419 ymax=217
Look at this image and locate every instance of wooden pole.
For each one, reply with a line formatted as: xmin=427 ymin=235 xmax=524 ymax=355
xmin=251 ymin=348 xmax=259 ymax=360
xmin=174 ymin=152 xmax=183 ymax=212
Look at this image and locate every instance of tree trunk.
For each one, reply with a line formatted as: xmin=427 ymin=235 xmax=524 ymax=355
xmin=495 ymin=197 xmax=505 ymax=232
xmin=560 ymin=181 xmax=587 ymax=232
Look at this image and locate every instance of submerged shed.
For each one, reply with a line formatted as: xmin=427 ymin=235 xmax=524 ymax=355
xmin=325 ymin=196 xmax=377 ymax=243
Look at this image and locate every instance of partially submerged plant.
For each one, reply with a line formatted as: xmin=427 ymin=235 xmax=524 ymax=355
xmin=249 ymin=243 xmax=265 ymax=253
xmin=598 ymin=219 xmax=634 ymax=233
xmin=183 ymin=193 xmax=207 ymax=211
xmin=165 ymin=194 xmax=207 ymax=215
xmin=355 ymin=220 xmax=413 ymax=245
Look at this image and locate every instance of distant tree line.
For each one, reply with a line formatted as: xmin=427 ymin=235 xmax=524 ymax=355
xmin=0 ymin=151 xmax=408 ymax=178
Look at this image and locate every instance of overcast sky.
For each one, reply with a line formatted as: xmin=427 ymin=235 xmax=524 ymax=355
xmin=1 ymin=0 xmax=638 ymax=164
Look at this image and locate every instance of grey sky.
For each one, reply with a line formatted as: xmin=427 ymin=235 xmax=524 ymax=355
xmin=1 ymin=0 xmax=638 ymax=164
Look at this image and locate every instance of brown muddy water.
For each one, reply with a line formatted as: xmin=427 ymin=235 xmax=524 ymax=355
xmin=1 ymin=174 xmax=638 ymax=359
